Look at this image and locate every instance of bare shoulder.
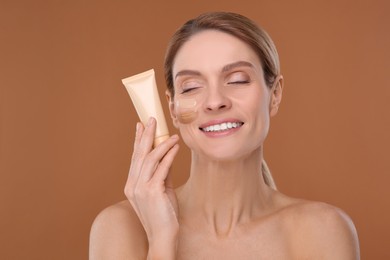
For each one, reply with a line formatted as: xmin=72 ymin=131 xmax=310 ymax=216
xmin=89 ymin=200 xmax=147 ymax=260
xmin=280 ymin=198 xmax=360 ymax=259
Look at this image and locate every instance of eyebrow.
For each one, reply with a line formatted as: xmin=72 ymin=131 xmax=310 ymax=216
xmin=175 ymin=70 xmax=201 ymax=79
xmin=221 ymin=61 xmax=255 ymax=72
xmin=174 ymin=61 xmax=255 ymax=80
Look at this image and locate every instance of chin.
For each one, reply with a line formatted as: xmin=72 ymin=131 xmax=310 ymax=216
xmin=193 ymin=142 xmax=263 ymax=162
xmin=181 ymin=128 xmax=266 ymax=161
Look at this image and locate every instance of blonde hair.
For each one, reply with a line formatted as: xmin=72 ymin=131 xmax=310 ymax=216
xmin=262 ymin=159 xmax=277 ymax=190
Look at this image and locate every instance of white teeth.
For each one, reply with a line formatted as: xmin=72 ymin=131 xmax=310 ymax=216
xmin=201 ymin=122 xmax=243 ymax=132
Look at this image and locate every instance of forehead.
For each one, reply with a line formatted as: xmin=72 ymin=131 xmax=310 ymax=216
xmin=172 ymin=30 xmax=262 ymax=75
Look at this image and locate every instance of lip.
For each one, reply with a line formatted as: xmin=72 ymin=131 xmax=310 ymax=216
xmin=198 ymin=118 xmax=244 ymax=137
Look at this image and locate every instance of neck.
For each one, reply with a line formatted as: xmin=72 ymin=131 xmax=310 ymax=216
xmin=177 ymin=149 xmax=274 ymax=236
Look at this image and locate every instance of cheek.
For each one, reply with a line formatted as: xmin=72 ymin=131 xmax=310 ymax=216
xmin=243 ymin=87 xmax=270 ymax=116
xmin=174 ymin=98 xmax=199 ymax=124
xmin=246 ymin=90 xmax=271 ymax=137
xmin=256 ymin=99 xmax=271 ymax=141
xmin=174 ymin=98 xmax=203 ymax=150
xmin=177 ymin=119 xmax=200 ymax=152
xmin=178 ymin=111 xmax=198 ymax=124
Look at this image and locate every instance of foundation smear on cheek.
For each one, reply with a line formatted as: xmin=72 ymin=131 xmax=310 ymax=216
xmin=175 ymin=98 xmax=198 ymax=124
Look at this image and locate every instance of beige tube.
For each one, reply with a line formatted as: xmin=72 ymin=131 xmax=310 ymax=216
xmin=122 ymin=69 xmax=169 ymax=147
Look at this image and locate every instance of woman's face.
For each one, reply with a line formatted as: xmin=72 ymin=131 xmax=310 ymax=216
xmin=169 ymin=30 xmax=280 ymax=161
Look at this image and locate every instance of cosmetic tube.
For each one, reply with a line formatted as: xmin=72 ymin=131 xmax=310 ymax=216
xmin=122 ymin=69 xmax=169 ymax=147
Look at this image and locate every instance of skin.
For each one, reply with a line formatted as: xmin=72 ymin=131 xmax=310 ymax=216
xmin=89 ymin=30 xmax=360 ymax=259
xmin=175 ymin=98 xmax=198 ymax=124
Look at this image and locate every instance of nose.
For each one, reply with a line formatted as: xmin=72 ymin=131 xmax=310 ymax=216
xmin=203 ymin=87 xmax=232 ymax=112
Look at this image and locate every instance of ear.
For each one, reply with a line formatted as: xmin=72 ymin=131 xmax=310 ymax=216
xmin=269 ymin=75 xmax=284 ymax=117
xmin=165 ymin=90 xmax=179 ymax=129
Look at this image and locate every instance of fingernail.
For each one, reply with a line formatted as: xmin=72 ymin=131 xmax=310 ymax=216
xmin=171 ymin=134 xmax=179 ymax=140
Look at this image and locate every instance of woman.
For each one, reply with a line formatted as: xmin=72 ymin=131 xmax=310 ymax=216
xmin=90 ymin=12 xmax=359 ymax=259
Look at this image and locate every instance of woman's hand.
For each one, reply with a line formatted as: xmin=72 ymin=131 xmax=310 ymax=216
xmin=124 ymin=117 xmax=180 ymax=259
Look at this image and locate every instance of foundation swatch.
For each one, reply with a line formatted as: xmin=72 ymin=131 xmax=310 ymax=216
xmin=175 ymin=98 xmax=198 ymax=124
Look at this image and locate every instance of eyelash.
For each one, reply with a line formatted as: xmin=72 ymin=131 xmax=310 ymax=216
xmin=228 ymin=80 xmax=250 ymax=85
xmin=179 ymin=75 xmax=249 ymax=93
xmin=181 ymin=88 xmax=196 ymax=94
xmin=181 ymin=80 xmax=249 ymax=93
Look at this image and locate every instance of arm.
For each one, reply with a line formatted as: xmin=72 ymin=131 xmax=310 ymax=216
xmin=90 ymin=118 xmax=180 ymax=259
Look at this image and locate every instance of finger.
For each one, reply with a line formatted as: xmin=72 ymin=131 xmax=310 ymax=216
xmin=139 ymin=135 xmax=179 ymax=182
xmin=137 ymin=117 xmax=156 ymax=157
xmin=127 ymin=118 xmax=156 ymax=182
xmin=133 ymin=122 xmax=144 ymax=150
xmin=125 ymin=119 xmax=153 ymax=206
xmin=129 ymin=122 xmax=144 ymax=168
xmin=126 ymin=122 xmax=144 ymax=188
xmin=152 ymin=143 xmax=180 ymax=184
xmin=165 ymin=169 xmax=174 ymax=189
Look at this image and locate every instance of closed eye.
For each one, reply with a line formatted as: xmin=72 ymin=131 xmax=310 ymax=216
xmin=226 ymin=71 xmax=251 ymax=85
xmin=181 ymin=88 xmax=198 ymax=94
xmin=228 ymin=80 xmax=250 ymax=85
xmin=179 ymin=80 xmax=202 ymax=94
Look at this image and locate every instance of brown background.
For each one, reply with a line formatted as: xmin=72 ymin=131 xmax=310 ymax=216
xmin=1 ymin=0 xmax=389 ymax=259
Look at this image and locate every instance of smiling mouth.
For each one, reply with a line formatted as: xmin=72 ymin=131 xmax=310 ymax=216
xmin=199 ymin=122 xmax=244 ymax=132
